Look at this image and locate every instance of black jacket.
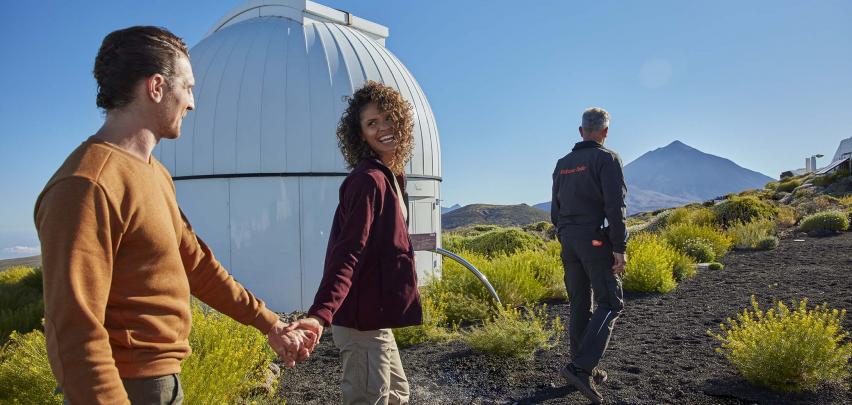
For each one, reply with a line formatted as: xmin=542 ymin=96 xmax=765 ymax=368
xmin=551 ymin=140 xmax=628 ymax=253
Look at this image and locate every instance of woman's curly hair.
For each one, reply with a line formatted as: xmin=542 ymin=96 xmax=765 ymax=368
xmin=337 ymin=81 xmax=415 ymax=175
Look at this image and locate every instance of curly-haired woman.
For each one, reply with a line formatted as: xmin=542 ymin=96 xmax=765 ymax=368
xmin=298 ymin=81 xmax=422 ymax=404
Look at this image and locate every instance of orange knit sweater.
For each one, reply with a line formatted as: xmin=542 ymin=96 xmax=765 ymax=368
xmin=34 ymin=138 xmax=279 ymax=404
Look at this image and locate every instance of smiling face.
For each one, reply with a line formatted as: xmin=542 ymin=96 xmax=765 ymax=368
xmin=359 ymin=101 xmax=397 ymax=163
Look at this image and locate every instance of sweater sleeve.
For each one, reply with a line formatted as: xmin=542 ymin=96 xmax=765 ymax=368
xmin=600 ymin=152 xmax=628 ymax=253
xmin=179 ymin=210 xmax=279 ymax=334
xmin=307 ymin=173 xmax=379 ymax=325
xmin=34 ymin=177 xmax=130 ymax=405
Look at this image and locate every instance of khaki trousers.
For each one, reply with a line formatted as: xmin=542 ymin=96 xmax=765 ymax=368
xmin=331 ymin=325 xmax=410 ymax=405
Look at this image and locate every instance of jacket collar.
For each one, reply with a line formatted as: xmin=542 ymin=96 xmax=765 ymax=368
xmin=572 ymin=140 xmax=603 ymax=151
xmin=354 ymin=158 xmax=406 ymax=191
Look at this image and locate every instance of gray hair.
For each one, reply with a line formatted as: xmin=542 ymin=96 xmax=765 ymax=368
xmin=582 ymin=107 xmax=610 ymax=132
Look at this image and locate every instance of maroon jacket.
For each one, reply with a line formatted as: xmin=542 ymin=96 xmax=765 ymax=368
xmin=308 ymin=159 xmax=422 ymax=330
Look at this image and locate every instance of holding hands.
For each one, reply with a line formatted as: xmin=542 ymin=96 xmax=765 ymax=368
xmin=266 ymin=316 xmax=326 ymax=367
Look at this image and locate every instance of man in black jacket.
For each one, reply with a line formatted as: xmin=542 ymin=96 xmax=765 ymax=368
xmin=551 ymin=107 xmax=627 ymax=404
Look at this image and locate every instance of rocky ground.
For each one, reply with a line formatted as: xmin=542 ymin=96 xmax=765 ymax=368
xmin=279 ymin=232 xmax=852 ymax=404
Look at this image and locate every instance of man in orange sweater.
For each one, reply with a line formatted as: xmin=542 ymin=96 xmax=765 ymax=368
xmin=34 ymin=26 xmax=320 ymax=405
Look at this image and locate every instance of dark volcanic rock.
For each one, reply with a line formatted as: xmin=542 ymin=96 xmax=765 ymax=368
xmin=278 ymin=233 xmax=852 ymax=404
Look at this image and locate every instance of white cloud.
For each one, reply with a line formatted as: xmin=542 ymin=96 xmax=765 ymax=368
xmin=2 ymin=246 xmax=40 ymax=255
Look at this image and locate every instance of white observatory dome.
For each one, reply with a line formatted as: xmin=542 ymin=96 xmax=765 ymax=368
xmin=154 ymin=0 xmax=442 ymax=312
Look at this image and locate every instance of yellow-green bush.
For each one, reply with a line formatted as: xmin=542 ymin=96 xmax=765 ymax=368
xmin=0 ymin=266 xmax=44 ymax=343
xmin=662 ymin=223 xmax=732 ymax=260
xmin=812 ymin=169 xmax=850 ymax=187
xmin=394 ymin=290 xmax=457 ymax=348
xmin=708 ymin=262 xmax=724 ymax=270
xmin=793 ymin=195 xmax=843 ymax=218
xmin=462 ymin=305 xmax=563 ymax=359
xmin=799 ymin=211 xmax=850 ymax=234
xmin=681 ymin=238 xmax=716 ymax=263
xmin=666 ymin=206 xmax=718 ymax=228
xmin=0 ymin=330 xmax=62 ymax=404
xmin=181 ymin=302 xmax=279 ymax=404
xmin=672 ymin=251 xmax=697 ymax=282
xmin=522 ymin=221 xmax=556 ymax=240
xmin=0 ymin=276 xmax=280 ymax=404
xmin=712 ymin=196 xmax=777 ymax=227
xmin=710 ymin=296 xmax=852 ymax=392
xmin=623 ymin=233 xmax=678 ymax=293
xmin=756 ymin=236 xmax=780 ymax=250
xmin=430 ymin=246 xmax=561 ymax=325
xmin=839 ymin=194 xmax=852 ymax=207
xmin=776 ymin=179 xmax=802 ymax=193
xmin=775 ymin=206 xmax=797 ymax=228
xmin=444 ymin=228 xmax=545 ymax=258
xmin=727 ymin=218 xmax=776 ymax=250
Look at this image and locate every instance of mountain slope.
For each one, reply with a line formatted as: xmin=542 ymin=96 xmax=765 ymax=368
xmin=442 ymin=204 xmax=549 ymax=230
xmin=441 ymin=204 xmax=461 ymax=214
xmin=624 ymin=140 xmax=774 ymax=202
xmin=534 ymin=186 xmax=692 ymax=216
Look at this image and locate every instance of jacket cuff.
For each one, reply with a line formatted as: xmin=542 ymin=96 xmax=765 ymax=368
xmin=251 ymin=308 xmax=280 ymax=334
xmin=307 ymin=308 xmax=332 ymax=327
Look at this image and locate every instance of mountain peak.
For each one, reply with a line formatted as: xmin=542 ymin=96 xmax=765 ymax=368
xmin=663 ymin=140 xmax=695 ymax=151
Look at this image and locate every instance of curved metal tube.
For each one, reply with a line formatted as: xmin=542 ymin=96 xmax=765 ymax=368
xmin=432 ymin=248 xmax=502 ymax=306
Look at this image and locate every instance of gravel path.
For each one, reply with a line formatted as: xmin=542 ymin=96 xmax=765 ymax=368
xmin=279 ymin=232 xmax=852 ymax=404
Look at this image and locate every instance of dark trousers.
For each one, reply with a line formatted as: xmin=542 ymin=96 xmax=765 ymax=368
xmin=62 ymin=374 xmax=183 ymax=405
xmin=559 ymin=233 xmax=624 ymax=372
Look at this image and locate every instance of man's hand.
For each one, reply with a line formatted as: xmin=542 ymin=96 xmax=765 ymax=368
xmin=284 ymin=316 xmax=324 ymax=350
xmin=267 ymin=320 xmax=315 ymax=368
xmin=612 ymin=252 xmax=626 ymax=275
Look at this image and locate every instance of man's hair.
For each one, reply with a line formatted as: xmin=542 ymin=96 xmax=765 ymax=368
xmin=582 ymin=107 xmax=610 ymax=133
xmin=337 ymin=81 xmax=415 ymax=175
xmin=93 ymin=26 xmax=189 ymax=111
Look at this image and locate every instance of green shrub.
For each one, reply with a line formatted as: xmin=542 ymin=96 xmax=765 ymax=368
xmin=794 ymin=195 xmax=844 ymax=218
xmin=708 ymin=262 xmax=724 ymax=270
xmin=776 ymin=179 xmax=801 ymax=193
xmin=775 ymin=206 xmax=797 ymax=228
xmin=0 ymin=297 xmax=279 ymax=403
xmin=765 ymin=181 xmax=779 ymax=190
xmin=799 ymin=211 xmax=850 ymax=234
xmin=727 ymin=218 xmax=776 ymax=250
xmin=667 ymin=207 xmax=718 ymax=228
xmin=710 ymin=296 xmax=852 ymax=392
xmin=672 ymin=251 xmax=697 ymax=282
xmin=682 ymin=238 xmax=716 ymax=263
xmin=0 ymin=266 xmax=44 ymax=342
xmin=712 ymin=196 xmax=777 ymax=227
xmin=623 ymin=233 xmax=678 ymax=293
xmin=462 ymin=305 xmax=563 ymax=359
xmin=839 ymin=194 xmax=852 ymax=207
xmin=447 ymin=224 xmax=501 ymax=238
xmin=440 ymin=291 xmax=494 ymax=325
xmin=756 ymin=236 xmax=780 ymax=250
xmin=0 ymin=330 xmax=62 ymax=404
xmin=178 ymin=302 xmax=279 ymax=404
xmin=812 ymin=169 xmax=850 ymax=187
xmin=443 ymin=228 xmax=544 ymax=258
xmin=394 ymin=290 xmax=457 ymax=348
xmin=663 ymin=223 xmax=733 ymax=260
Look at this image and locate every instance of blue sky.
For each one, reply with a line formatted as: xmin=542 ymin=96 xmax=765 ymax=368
xmin=1 ymin=0 xmax=851 ymax=258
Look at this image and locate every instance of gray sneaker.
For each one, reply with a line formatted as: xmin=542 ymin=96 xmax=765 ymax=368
xmin=560 ymin=364 xmax=603 ymax=404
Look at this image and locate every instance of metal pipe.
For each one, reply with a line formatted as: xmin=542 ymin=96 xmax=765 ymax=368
xmin=432 ymin=248 xmax=502 ymax=306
